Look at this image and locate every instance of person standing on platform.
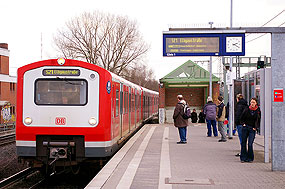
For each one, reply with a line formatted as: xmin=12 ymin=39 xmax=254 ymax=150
xmin=204 ymin=96 xmax=218 ymax=137
xmin=198 ymin=108 xmax=206 ymax=123
xmin=173 ymin=95 xmax=189 ymax=144
xmin=191 ymin=109 xmax=198 ymax=123
xmin=235 ymin=94 xmax=248 ymax=157
xmin=216 ymin=96 xmax=227 ymax=142
xmin=240 ymin=97 xmax=261 ymax=163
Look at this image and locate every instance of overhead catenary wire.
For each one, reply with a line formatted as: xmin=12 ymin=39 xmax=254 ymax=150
xmin=246 ymin=9 xmax=285 ymax=43
xmin=246 ymin=20 xmax=285 ymax=43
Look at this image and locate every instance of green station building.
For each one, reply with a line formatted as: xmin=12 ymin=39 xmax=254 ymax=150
xmin=159 ymin=60 xmax=220 ymax=124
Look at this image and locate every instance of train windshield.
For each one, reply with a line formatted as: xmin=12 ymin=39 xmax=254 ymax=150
xmin=35 ymin=78 xmax=87 ymax=106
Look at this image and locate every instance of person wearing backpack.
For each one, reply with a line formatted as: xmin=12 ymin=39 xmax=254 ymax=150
xmin=203 ymin=96 xmax=218 ymax=137
xmin=173 ymin=95 xmax=189 ymax=144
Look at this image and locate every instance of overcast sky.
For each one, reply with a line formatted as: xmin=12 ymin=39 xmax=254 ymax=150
xmin=1 ymin=0 xmax=284 ymax=79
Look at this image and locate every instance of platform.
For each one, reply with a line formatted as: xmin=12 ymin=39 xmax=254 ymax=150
xmin=86 ymin=123 xmax=285 ymax=189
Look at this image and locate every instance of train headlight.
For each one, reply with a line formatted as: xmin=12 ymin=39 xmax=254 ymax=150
xmin=24 ymin=117 xmax=33 ymax=125
xmin=57 ymin=57 xmax=65 ymax=65
xmin=89 ymin=118 xmax=97 ymax=126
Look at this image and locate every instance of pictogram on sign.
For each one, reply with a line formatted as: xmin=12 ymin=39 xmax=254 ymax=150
xmin=273 ymin=88 xmax=283 ymax=102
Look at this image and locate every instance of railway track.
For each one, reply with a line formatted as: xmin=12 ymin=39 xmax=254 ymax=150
xmin=0 ymin=167 xmax=40 ymax=189
xmin=0 ymin=134 xmax=15 ymax=146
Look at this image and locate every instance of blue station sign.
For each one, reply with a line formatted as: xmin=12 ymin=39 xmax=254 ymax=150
xmin=163 ymin=31 xmax=245 ymax=56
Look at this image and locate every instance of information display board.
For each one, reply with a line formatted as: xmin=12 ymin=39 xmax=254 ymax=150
xmin=165 ymin=37 xmax=219 ymax=55
xmin=163 ymin=32 xmax=245 ymax=56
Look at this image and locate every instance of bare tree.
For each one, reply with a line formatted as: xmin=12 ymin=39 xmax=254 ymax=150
xmin=124 ymin=63 xmax=159 ymax=92
xmin=54 ymin=11 xmax=149 ymax=76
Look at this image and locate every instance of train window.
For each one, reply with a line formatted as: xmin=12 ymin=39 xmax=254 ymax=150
xmin=131 ymin=93 xmax=134 ymax=112
xmin=139 ymin=95 xmax=141 ymax=110
xmin=124 ymin=92 xmax=128 ymax=114
xmin=120 ymin=91 xmax=123 ymax=115
xmin=116 ymin=90 xmax=119 ymax=117
xmin=135 ymin=95 xmax=138 ymax=110
xmin=123 ymin=92 xmax=125 ymax=114
xmin=129 ymin=93 xmax=131 ymax=113
xmin=35 ymin=78 xmax=87 ymax=106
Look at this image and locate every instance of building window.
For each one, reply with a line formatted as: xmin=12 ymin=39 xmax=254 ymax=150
xmin=10 ymin=82 xmax=16 ymax=91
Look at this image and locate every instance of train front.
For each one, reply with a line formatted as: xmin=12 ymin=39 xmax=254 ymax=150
xmin=16 ymin=58 xmax=112 ymax=169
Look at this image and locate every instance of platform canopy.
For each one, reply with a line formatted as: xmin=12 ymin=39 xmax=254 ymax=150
xmin=159 ymin=60 xmax=219 ymax=87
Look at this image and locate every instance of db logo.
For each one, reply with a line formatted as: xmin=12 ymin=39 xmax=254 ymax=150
xmin=55 ymin=117 xmax=66 ymax=125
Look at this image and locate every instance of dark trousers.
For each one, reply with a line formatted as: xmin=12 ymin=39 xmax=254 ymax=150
xmin=240 ymin=125 xmax=256 ymax=162
xmin=178 ymin=127 xmax=187 ymax=142
xmin=206 ymin=119 xmax=218 ymax=136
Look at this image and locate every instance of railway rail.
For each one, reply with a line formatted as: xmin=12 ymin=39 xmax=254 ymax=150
xmin=0 ymin=134 xmax=15 ymax=146
xmin=0 ymin=167 xmax=39 ymax=188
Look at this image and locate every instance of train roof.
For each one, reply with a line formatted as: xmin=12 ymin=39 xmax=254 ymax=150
xmin=18 ymin=58 xmax=158 ymax=95
xmin=110 ymin=72 xmax=158 ymax=95
xmin=141 ymin=86 xmax=159 ymax=95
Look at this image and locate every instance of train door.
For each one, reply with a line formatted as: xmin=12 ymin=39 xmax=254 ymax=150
xmin=129 ymin=88 xmax=131 ymax=132
xmin=130 ymin=88 xmax=135 ymax=131
xmin=123 ymin=85 xmax=129 ymax=135
xmin=136 ymin=90 xmax=139 ymax=126
xmin=141 ymin=93 xmax=144 ymax=122
xmin=120 ymin=83 xmax=123 ymax=139
xmin=139 ymin=93 xmax=142 ymax=123
xmin=134 ymin=89 xmax=137 ymax=128
xmin=113 ymin=82 xmax=120 ymax=140
xmin=143 ymin=95 xmax=146 ymax=120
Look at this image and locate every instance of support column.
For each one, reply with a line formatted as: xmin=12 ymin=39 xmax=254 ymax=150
xmin=159 ymin=83 xmax=166 ymax=124
xmin=272 ymin=33 xmax=285 ymax=171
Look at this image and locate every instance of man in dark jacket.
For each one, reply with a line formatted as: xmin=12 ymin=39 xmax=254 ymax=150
xmin=203 ymin=96 xmax=217 ymax=137
xmin=191 ymin=109 xmax=198 ymax=123
xmin=216 ymin=96 xmax=227 ymax=142
xmin=173 ymin=95 xmax=189 ymax=144
xmin=198 ymin=108 xmax=206 ymax=123
xmin=234 ymin=94 xmax=248 ymax=156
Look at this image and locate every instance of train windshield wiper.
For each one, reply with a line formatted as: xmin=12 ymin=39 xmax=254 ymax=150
xmin=56 ymin=77 xmax=82 ymax=85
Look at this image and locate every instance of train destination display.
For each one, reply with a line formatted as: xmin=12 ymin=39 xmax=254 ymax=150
xmin=165 ymin=37 xmax=219 ymax=55
xmin=43 ymin=69 xmax=80 ymax=76
xmin=163 ymin=32 xmax=245 ymax=56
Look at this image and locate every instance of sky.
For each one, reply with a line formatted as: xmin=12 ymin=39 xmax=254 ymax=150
xmin=1 ymin=0 xmax=285 ymax=79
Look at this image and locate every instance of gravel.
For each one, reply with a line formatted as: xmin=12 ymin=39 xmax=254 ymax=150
xmin=0 ymin=142 xmax=29 ymax=181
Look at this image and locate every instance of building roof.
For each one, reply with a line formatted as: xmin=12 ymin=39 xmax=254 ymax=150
xmin=159 ymin=60 xmax=220 ymax=84
xmin=0 ymin=74 xmax=17 ymax=83
xmin=0 ymin=47 xmax=9 ymax=57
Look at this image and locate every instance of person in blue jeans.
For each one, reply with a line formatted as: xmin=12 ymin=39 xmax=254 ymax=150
xmin=240 ymin=97 xmax=261 ymax=163
xmin=234 ymin=94 xmax=248 ymax=156
xmin=173 ymin=95 xmax=189 ymax=144
xmin=203 ymin=96 xmax=217 ymax=137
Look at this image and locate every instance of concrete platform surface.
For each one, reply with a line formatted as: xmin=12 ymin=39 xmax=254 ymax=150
xmin=86 ymin=124 xmax=285 ymax=189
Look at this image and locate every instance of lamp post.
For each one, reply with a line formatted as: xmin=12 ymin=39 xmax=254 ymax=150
xmin=209 ymin=22 xmax=214 ymax=98
xmin=228 ymin=0 xmax=234 ymax=139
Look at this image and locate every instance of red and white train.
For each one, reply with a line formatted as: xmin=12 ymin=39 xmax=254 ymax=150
xmin=16 ymin=58 xmax=158 ymax=169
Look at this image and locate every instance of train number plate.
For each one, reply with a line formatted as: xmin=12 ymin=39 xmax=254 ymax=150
xmin=55 ymin=117 xmax=66 ymax=125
